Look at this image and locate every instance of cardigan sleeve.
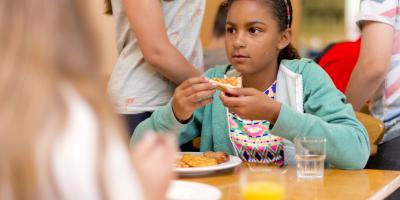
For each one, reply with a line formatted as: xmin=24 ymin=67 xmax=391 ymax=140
xmin=271 ymin=61 xmax=370 ymax=170
xmin=131 ymin=100 xmax=207 ymax=145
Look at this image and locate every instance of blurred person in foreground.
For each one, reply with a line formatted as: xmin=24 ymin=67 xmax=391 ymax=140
xmin=0 ymin=0 xmax=176 ymax=199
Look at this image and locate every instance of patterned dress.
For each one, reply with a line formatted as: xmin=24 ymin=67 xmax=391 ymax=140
xmin=228 ymin=81 xmax=285 ymax=166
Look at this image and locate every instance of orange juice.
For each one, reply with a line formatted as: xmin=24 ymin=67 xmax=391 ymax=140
xmin=242 ymin=181 xmax=284 ymax=200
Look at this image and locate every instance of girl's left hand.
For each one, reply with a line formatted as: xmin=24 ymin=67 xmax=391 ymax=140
xmin=220 ymin=88 xmax=281 ymax=123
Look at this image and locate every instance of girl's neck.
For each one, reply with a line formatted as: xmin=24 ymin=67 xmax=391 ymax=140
xmin=242 ymin=63 xmax=279 ymax=92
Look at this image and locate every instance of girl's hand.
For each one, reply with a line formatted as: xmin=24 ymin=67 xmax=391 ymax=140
xmin=220 ymin=88 xmax=281 ymax=123
xmin=132 ymin=133 xmax=178 ymax=200
xmin=172 ymin=77 xmax=217 ymax=122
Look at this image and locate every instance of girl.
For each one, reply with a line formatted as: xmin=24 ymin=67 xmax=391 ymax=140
xmin=133 ymin=0 xmax=370 ymax=169
xmin=104 ymin=0 xmax=204 ymax=135
xmin=0 ymin=0 xmax=176 ymax=199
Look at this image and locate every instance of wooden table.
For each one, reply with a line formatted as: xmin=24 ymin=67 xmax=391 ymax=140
xmin=179 ymin=164 xmax=400 ymax=200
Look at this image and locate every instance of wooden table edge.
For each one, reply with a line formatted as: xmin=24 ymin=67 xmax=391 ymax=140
xmin=368 ymin=175 xmax=400 ymax=200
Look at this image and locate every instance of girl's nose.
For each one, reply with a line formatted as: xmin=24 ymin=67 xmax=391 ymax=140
xmin=233 ymin=33 xmax=246 ymax=48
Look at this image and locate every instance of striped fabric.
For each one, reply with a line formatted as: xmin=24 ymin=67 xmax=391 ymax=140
xmin=359 ymin=0 xmax=400 ymax=142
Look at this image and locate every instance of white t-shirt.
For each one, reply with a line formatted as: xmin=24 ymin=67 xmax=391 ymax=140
xmin=358 ymin=0 xmax=400 ymax=142
xmin=48 ymin=87 xmax=144 ymax=199
xmin=108 ymin=0 xmax=205 ymax=114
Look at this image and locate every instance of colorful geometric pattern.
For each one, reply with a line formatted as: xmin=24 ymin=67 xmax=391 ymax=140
xmin=228 ymin=81 xmax=285 ymax=166
xmin=359 ymin=0 xmax=400 ymax=141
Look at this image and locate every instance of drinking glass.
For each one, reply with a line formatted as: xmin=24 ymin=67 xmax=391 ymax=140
xmin=240 ymin=165 xmax=285 ymax=200
xmin=294 ymin=136 xmax=326 ymax=179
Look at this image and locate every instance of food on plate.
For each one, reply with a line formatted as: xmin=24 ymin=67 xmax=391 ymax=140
xmin=175 ymin=160 xmax=190 ymax=168
xmin=208 ymin=77 xmax=242 ymax=92
xmin=203 ymin=151 xmax=230 ymax=164
xmin=181 ymin=154 xmax=218 ymax=167
xmin=175 ymin=152 xmax=230 ymax=168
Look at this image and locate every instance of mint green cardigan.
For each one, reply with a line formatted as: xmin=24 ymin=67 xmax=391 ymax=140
xmin=133 ymin=59 xmax=370 ymax=169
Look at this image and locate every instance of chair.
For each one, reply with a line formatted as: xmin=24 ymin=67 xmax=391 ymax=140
xmin=355 ymin=112 xmax=384 ymax=156
xmin=192 ymin=137 xmax=201 ymax=150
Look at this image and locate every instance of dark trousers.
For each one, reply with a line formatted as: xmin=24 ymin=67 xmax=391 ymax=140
xmin=122 ymin=112 xmax=153 ymax=138
xmin=122 ymin=112 xmax=199 ymax=151
xmin=366 ymin=136 xmax=400 ymax=200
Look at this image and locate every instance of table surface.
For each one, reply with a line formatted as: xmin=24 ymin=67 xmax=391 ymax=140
xmin=179 ymin=164 xmax=400 ymax=200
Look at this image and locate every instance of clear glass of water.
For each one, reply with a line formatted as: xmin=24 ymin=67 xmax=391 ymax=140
xmin=294 ymin=136 xmax=326 ymax=179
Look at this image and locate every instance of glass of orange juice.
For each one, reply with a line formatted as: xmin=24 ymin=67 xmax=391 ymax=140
xmin=240 ymin=164 xmax=285 ymax=200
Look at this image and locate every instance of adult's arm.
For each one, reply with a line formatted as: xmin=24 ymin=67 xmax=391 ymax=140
xmin=345 ymin=22 xmax=394 ymax=110
xmin=123 ymin=0 xmax=201 ymax=84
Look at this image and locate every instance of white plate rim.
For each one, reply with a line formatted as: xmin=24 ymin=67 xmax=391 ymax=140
xmin=174 ymin=152 xmax=242 ymax=174
xmin=166 ymin=180 xmax=222 ymax=200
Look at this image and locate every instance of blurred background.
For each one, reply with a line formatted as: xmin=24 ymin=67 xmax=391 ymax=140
xmin=89 ymin=0 xmax=361 ymax=78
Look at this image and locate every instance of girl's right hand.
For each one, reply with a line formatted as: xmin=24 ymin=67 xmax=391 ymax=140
xmin=172 ymin=77 xmax=217 ymax=122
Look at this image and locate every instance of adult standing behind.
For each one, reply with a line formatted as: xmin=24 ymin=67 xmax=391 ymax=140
xmin=104 ymin=0 xmax=205 ymax=136
xmin=346 ymin=0 xmax=400 ymax=170
xmin=0 ymin=0 xmax=176 ymax=199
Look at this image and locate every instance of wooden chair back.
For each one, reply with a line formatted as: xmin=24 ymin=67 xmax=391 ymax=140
xmin=355 ymin=112 xmax=384 ymax=156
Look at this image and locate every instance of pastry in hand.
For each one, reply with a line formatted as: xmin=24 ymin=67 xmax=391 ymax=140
xmin=208 ymin=77 xmax=242 ymax=92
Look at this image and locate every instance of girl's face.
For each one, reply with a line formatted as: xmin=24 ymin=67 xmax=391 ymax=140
xmin=225 ymin=0 xmax=290 ymax=75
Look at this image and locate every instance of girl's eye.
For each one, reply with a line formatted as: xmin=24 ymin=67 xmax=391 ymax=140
xmin=248 ymin=27 xmax=261 ymax=34
xmin=226 ymin=27 xmax=235 ymax=34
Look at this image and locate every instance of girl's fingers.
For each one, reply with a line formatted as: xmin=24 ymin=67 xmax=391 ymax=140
xmin=187 ymin=89 xmax=216 ymax=103
xmin=195 ymin=97 xmax=213 ymax=107
xmin=188 ymin=97 xmax=213 ymax=112
xmin=178 ymin=76 xmax=209 ymax=91
xmin=225 ymin=87 xmax=258 ymax=97
xmin=220 ymin=92 xmax=243 ymax=107
xmin=182 ymin=82 xmax=217 ymax=97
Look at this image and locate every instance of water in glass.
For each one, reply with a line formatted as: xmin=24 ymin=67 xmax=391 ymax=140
xmin=296 ymin=154 xmax=326 ymax=179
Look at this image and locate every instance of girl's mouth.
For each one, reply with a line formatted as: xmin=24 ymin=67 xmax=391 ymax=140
xmin=232 ymin=53 xmax=250 ymax=62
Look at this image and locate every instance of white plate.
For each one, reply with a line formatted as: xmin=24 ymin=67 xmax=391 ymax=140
xmin=175 ymin=152 xmax=242 ymax=176
xmin=166 ymin=180 xmax=221 ymax=200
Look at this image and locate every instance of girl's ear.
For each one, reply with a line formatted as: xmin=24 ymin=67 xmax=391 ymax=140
xmin=278 ymin=29 xmax=292 ymax=50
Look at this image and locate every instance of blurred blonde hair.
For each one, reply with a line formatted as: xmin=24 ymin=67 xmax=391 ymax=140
xmin=0 ymin=0 xmax=128 ymax=199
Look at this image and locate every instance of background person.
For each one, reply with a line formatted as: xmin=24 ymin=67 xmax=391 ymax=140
xmin=104 ymin=0 xmax=205 ymax=136
xmin=346 ymin=0 xmax=400 ymax=171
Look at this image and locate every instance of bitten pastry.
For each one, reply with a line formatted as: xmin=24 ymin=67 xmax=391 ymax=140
xmin=208 ymin=77 xmax=242 ymax=92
